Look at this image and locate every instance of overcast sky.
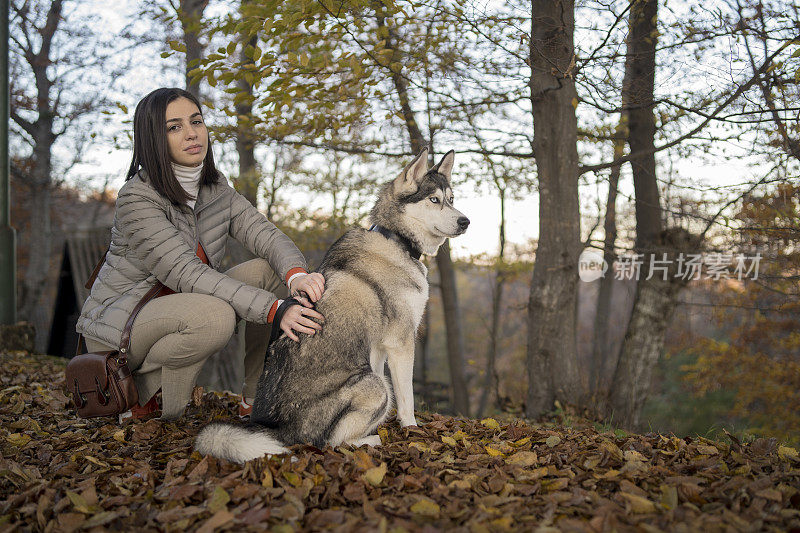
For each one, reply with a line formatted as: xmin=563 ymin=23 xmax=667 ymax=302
xmin=57 ymin=0 xmax=782 ymax=260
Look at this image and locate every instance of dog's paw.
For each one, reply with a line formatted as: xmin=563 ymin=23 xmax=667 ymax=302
xmin=399 ymin=417 xmax=419 ymax=428
xmin=348 ymin=435 xmax=382 ymax=447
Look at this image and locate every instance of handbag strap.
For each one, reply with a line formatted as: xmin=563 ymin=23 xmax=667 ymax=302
xmin=118 ymin=282 xmax=166 ymax=355
xmin=85 ymin=246 xmax=110 ymax=290
xmin=81 ymin=243 xmax=211 ymax=358
xmin=77 ymin=245 xmax=162 ymax=359
xmin=120 ymin=244 xmax=210 ymax=354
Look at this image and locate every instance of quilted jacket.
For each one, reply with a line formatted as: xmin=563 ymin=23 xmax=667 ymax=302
xmin=75 ymin=171 xmax=307 ymax=348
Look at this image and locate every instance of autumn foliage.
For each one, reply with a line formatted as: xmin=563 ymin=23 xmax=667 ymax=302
xmin=2 ymin=351 xmax=800 ymax=531
xmin=684 ymin=184 xmax=800 ymax=445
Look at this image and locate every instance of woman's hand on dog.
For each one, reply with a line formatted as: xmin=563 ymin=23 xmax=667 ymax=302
xmin=280 ymin=298 xmax=325 ymax=342
xmin=290 ymin=272 xmax=325 ymax=302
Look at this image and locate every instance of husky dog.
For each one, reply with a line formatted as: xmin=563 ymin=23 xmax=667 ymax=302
xmin=195 ymin=148 xmax=469 ymax=463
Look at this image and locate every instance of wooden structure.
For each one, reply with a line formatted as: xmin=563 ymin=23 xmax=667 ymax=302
xmin=47 ymin=228 xmax=110 ymax=358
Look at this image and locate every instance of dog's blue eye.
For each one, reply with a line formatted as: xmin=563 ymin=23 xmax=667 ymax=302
xmin=429 ymin=197 xmax=439 ymax=204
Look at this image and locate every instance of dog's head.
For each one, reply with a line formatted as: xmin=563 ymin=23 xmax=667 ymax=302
xmin=371 ymin=147 xmax=469 ymax=255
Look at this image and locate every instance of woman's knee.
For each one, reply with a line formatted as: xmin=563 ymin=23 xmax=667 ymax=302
xmin=193 ymin=296 xmax=236 ymax=349
xmin=225 ymin=258 xmax=285 ymax=295
xmin=159 ymin=295 xmax=236 ymax=364
xmin=130 ymin=293 xmax=236 ymax=369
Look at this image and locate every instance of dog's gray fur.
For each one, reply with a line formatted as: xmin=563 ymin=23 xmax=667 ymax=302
xmin=195 ymin=148 xmax=468 ymax=463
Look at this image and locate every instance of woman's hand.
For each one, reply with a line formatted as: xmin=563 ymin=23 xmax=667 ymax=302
xmin=280 ymin=298 xmax=325 ymax=342
xmin=290 ymin=272 xmax=326 ymax=302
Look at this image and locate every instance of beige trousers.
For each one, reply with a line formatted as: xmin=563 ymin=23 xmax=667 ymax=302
xmin=86 ymin=259 xmax=287 ymax=419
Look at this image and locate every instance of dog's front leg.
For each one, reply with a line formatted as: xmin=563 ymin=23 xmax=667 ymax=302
xmin=386 ymin=339 xmax=417 ymax=427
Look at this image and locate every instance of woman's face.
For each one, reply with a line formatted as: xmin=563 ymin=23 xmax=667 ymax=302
xmin=165 ymin=97 xmax=208 ymax=167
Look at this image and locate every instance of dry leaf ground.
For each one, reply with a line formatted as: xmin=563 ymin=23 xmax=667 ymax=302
xmin=1 ymin=351 xmax=799 ymax=532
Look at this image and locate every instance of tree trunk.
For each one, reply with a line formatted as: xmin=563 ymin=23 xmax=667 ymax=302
xmin=179 ymin=0 xmax=209 ymax=98
xmin=19 ymin=182 xmax=52 ymax=352
xmin=478 ymin=187 xmax=506 ymax=417
xmin=590 ymin=122 xmax=625 ymax=397
xmin=14 ymin=0 xmax=62 ymax=352
xmin=609 ymin=0 xmax=696 ymax=429
xmin=609 ymin=242 xmax=689 ymax=428
xmin=235 ymin=30 xmax=260 ymax=208
xmin=231 ymin=6 xmax=259 ymax=266
xmin=477 ymin=277 xmax=503 ymax=417
xmin=625 ymin=0 xmax=661 ymax=250
xmin=526 ymin=0 xmax=582 ymax=417
xmin=436 ymin=241 xmax=470 ymax=415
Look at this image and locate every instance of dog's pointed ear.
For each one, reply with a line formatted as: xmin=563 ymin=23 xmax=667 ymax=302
xmin=433 ymin=150 xmax=455 ymax=183
xmin=394 ymin=147 xmax=429 ymax=194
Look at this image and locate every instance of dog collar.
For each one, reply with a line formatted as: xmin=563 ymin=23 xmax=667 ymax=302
xmin=369 ymin=224 xmax=422 ymax=260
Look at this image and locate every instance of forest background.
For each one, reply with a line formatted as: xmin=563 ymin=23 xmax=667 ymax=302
xmin=8 ymin=0 xmax=800 ymax=445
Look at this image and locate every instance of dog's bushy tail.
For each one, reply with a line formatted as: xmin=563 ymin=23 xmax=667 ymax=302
xmin=195 ymin=422 xmax=288 ymax=463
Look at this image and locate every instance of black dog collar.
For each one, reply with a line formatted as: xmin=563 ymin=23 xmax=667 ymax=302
xmin=369 ymin=224 xmax=422 ymax=260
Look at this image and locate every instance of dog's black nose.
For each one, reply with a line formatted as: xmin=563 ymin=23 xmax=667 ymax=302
xmin=457 ymin=216 xmax=470 ymax=230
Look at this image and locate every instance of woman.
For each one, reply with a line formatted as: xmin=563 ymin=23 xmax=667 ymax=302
xmin=76 ymin=87 xmax=325 ymax=420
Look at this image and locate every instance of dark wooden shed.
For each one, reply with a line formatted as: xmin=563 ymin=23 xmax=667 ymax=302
xmin=47 ymin=228 xmax=110 ymax=358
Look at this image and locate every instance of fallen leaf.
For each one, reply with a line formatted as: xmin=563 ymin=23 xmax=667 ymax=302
xmin=506 ymin=451 xmax=538 ymax=467
xmin=410 ymin=497 xmax=440 ymax=518
xmin=57 ymin=512 xmax=85 ymax=531
xmin=191 ymin=385 xmax=204 ymax=407
xmin=169 ymin=484 xmax=202 ymax=501
xmin=545 ymin=436 xmax=561 ymax=447
xmin=196 ymin=510 xmax=233 ymax=533
xmin=363 ymin=462 xmax=387 ymax=486
xmin=511 ymin=437 xmax=531 ymax=447
xmin=623 ymin=450 xmax=648 ymax=462
xmin=696 ymin=445 xmax=718 ymax=455
xmin=778 ymin=445 xmax=799 ymax=462
xmin=660 ymin=485 xmax=678 ymax=510
xmin=282 ymin=471 xmax=303 ymax=487
xmin=448 ymin=479 xmax=471 ymax=490
xmin=600 ymin=439 xmax=624 ymax=461
xmin=261 ymin=468 xmax=273 ymax=488
xmin=377 ymin=427 xmax=388 ymax=443
xmin=353 ymin=449 xmax=375 ymax=470
xmin=541 ymin=477 xmax=569 ymax=493
xmin=755 ymin=488 xmax=783 ymax=502
xmin=620 ymin=492 xmax=657 ymax=514
xmin=84 ymin=456 xmax=110 ymax=468
xmin=6 ymin=433 xmax=31 ymax=447
xmin=408 ymin=442 xmax=429 ymax=452
xmin=485 ymin=446 xmax=504 ymax=457
xmin=207 ymin=486 xmax=230 ymax=513
xmin=81 ymin=511 xmax=119 ymax=529
xmin=481 ymin=418 xmax=500 ymax=430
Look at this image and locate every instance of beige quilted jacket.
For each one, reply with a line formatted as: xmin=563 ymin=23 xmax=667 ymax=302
xmin=76 ymin=172 xmax=307 ymax=348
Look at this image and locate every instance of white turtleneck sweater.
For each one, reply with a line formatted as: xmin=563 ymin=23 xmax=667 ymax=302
xmin=172 ymin=162 xmax=203 ymax=209
xmin=170 ymin=161 xmax=307 ymax=330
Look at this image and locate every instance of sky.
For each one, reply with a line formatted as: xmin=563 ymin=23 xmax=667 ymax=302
xmin=59 ymin=0 xmax=782 ymax=260
xmin=61 ymin=0 xmax=542 ymax=259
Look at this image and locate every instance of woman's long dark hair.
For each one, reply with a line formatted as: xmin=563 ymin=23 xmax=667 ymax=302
xmin=126 ymin=88 xmax=220 ymax=205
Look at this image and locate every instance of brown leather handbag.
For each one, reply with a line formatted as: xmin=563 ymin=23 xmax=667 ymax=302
xmin=67 ymin=244 xmax=210 ymax=418
xmin=67 ymin=249 xmax=160 ymax=418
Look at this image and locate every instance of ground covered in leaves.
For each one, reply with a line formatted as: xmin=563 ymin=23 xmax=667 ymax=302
xmin=1 ymin=352 xmax=800 ymax=532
